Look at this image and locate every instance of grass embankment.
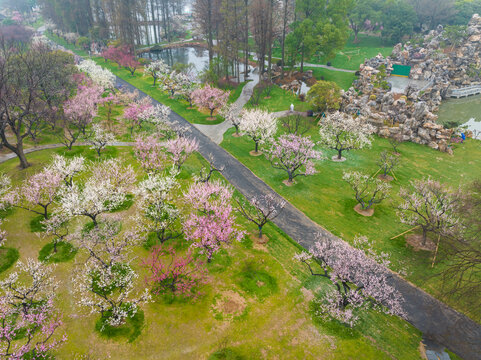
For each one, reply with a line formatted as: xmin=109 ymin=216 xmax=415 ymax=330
xmin=221 ymin=119 xmax=481 ymax=321
xmin=0 ymin=146 xmax=423 ymax=359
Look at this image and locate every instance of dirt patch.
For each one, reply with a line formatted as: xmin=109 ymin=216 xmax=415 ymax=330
xmin=378 ymin=174 xmax=394 ymax=182
xmin=405 ymin=233 xmax=436 ymax=252
xmin=354 ymin=204 xmax=374 ymax=217
xmin=300 ymin=287 xmax=315 ymax=302
xmin=282 ymin=179 xmax=295 ymax=187
xmin=212 ymin=290 xmax=247 ymax=319
xmin=331 ymin=155 xmax=346 ymax=162
xmin=232 ymin=133 xmax=241 ymax=137
xmin=249 ymin=150 xmax=263 ymax=157
xmin=251 ymin=233 xmax=269 ymax=245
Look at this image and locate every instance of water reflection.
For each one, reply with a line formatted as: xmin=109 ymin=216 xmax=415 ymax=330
xmin=437 ymin=94 xmax=481 ymax=132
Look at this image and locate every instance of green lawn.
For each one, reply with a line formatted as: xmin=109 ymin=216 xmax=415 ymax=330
xmin=306 ymin=67 xmax=357 ymax=90
xmin=245 ymin=85 xmax=311 ymax=113
xmin=0 ymin=146 xmax=423 ymax=359
xmin=221 ymin=122 xmax=481 ymax=321
xmin=274 ymin=33 xmax=393 ymax=71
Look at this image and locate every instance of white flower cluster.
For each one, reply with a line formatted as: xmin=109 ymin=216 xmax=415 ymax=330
xmin=77 ymin=59 xmax=116 ymax=89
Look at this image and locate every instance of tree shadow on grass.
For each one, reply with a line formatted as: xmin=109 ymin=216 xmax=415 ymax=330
xmin=0 ymin=247 xmax=19 ymax=274
xmin=95 ymin=309 xmax=145 ymax=343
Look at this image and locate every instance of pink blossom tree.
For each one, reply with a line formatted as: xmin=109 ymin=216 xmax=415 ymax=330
xmin=62 ymin=84 xmax=104 ymax=149
xmin=192 ymin=84 xmax=230 ymax=119
xmin=8 ymin=169 xmax=63 ymax=220
xmin=102 ymin=92 xmax=121 ymax=130
xmin=183 ymin=181 xmax=243 ymax=262
xmin=239 ymin=109 xmax=277 ymax=154
xmin=266 ymin=134 xmax=323 ymax=184
xmin=134 ymin=135 xmax=167 ymax=173
xmin=119 ymin=52 xmax=141 ymax=76
xmin=235 ymin=194 xmax=286 ymax=239
xmin=0 ymin=298 xmax=66 ymax=359
xmin=123 ymin=97 xmax=154 ymax=134
xmin=295 ymin=235 xmax=405 ymax=327
xmin=397 ymin=178 xmax=461 ymax=245
xmin=142 ymin=245 xmax=207 ymax=299
xmin=164 ymin=137 xmax=199 ymax=170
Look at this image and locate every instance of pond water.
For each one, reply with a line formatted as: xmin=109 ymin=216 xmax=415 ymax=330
xmin=437 ymin=95 xmax=481 ymax=132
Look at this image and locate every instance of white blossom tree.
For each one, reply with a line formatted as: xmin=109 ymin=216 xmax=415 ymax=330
xmin=144 ymin=59 xmax=170 ymax=86
xmin=343 ymin=171 xmax=391 ymax=213
xmin=47 ymin=155 xmax=85 ymax=187
xmin=239 ymin=109 xmax=277 ymax=155
xmin=220 ymin=103 xmax=242 ymax=136
xmin=72 ymin=218 xmax=150 ymax=327
xmin=0 ymin=259 xmax=57 ymax=314
xmin=397 ymin=178 xmax=461 ymax=245
xmin=134 ymin=171 xmax=182 ymax=245
xmin=59 ymin=159 xmax=135 ymax=226
xmin=88 ymin=124 xmax=116 ymax=156
xmin=318 ymin=112 xmax=375 ymax=161
xmin=76 ymin=59 xmax=116 ymax=89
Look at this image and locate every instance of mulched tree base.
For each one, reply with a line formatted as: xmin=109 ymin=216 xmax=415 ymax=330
xmin=232 ymin=133 xmax=242 ymax=138
xmin=405 ymin=234 xmax=436 ymax=252
xmin=331 ymin=155 xmax=346 ymax=162
xmin=378 ymin=174 xmax=394 ymax=182
xmin=282 ymin=179 xmax=295 ymax=187
xmin=249 ymin=150 xmax=263 ymax=157
xmin=354 ymin=204 xmax=374 ymax=217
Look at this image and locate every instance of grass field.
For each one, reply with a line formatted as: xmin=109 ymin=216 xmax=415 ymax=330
xmin=0 ymin=146 xmax=423 ymax=359
xmin=221 ymin=120 xmax=481 ymax=321
xmin=306 ymin=67 xmax=357 ymax=90
xmin=245 ymin=86 xmax=311 ymax=113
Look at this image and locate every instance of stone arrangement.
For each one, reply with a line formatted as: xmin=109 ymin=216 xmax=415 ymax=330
xmin=341 ymin=14 xmax=481 ymax=153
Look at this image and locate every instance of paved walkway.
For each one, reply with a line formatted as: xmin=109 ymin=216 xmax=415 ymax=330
xmin=193 ymin=74 xmax=260 ymax=144
xmin=113 ymin=76 xmax=481 ymax=360
xmin=0 ymin=142 xmax=135 ymax=164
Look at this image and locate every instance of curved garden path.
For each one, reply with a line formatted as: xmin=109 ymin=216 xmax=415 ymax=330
xmin=4 ymin=41 xmax=480 ymax=356
xmin=112 ymin=76 xmax=481 ymax=360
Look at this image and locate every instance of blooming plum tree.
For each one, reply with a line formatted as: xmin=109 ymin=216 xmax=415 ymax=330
xmin=343 ymin=171 xmax=391 ymax=213
xmin=142 ymin=245 xmax=207 ymax=299
xmin=183 ymin=181 xmax=243 ymax=262
xmin=62 ymin=84 xmax=104 ymax=149
xmin=295 ymin=235 xmax=405 ymax=327
xmin=164 ymin=137 xmax=199 ymax=170
xmin=72 ymin=218 xmax=150 ymax=327
xmin=123 ymin=97 xmax=154 ymax=134
xmin=220 ymin=103 xmax=242 ymax=136
xmin=134 ymin=135 xmax=167 ymax=173
xmin=144 ymin=59 xmax=170 ymax=86
xmin=59 ymin=159 xmax=135 ymax=226
xmin=377 ymin=150 xmax=399 ymax=180
xmin=88 ymin=124 xmax=116 ymax=156
xmin=192 ymin=84 xmax=230 ymax=118
xmin=397 ymin=178 xmax=461 ymax=245
xmin=0 ymin=259 xmax=57 ymax=314
xmin=8 ymin=169 xmax=63 ymax=219
xmin=0 ymin=297 xmax=66 ymax=359
xmin=239 ymin=109 xmax=277 ymax=154
xmin=318 ymin=112 xmax=375 ymax=161
xmin=47 ymin=154 xmax=85 ymax=187
xmin=266 ymin=134 xmax=323 ymax=184
xmin=41 ymin=212 xmax=71 ymax=253
xmin=76 ymin=59 xmax=116 ymax=89
xmin=235 ymin=194 xmax=286 ymax=238
xmin=135 ymin=171 xmax=182 ymax=244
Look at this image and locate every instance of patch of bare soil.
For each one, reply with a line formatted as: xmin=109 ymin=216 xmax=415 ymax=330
xmin=251 ymin=233 xmax=269 ymax=245
xmin=212 ymin=291 xmax=247 ymax=319
xmin=354 ymin=204 xmax=374 ymax=217
xmin=406 ymin=233 xmax=436 ymax=252
xmin=249 ymin=150 xmax=263 ymax=157
xmin=232 ymin=133 xmax=241 ymax=137
xmin=378 ymin=174 xmax=394 ymax=182
xmin=331 ymin=155 xmax=346 ymax=162
xmin=282 ymin=179 xmax=295 ymax=187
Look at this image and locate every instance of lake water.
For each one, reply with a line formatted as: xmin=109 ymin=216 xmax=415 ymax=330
xmin=140 ymin=46 xmax=254 ymax=82
xmin=437 ymin=95 xmax=481 ymax=132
